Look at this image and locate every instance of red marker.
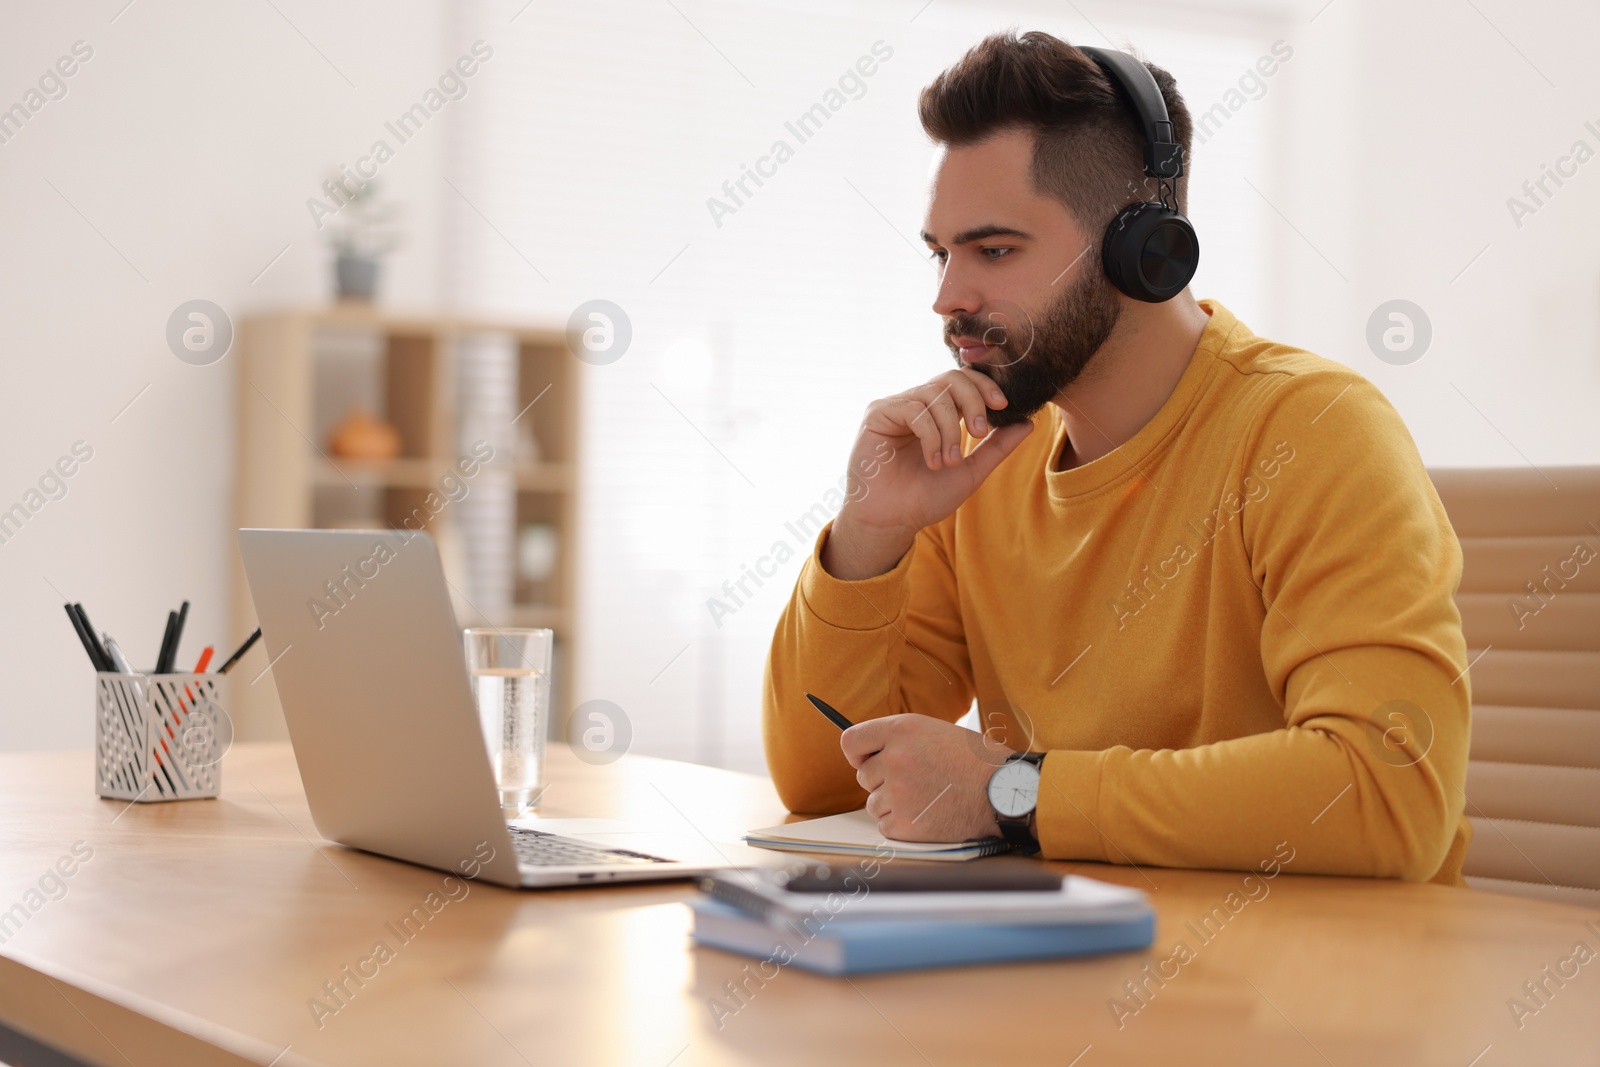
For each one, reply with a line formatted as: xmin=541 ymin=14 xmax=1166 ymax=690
xmin=173 ymin=646 xmax=217 ymax=743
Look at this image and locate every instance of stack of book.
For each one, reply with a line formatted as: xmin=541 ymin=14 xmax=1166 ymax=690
xmin=690 ymin=862 xmax=1154 ymax=976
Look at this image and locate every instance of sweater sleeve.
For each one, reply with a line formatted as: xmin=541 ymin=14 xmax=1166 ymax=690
xmin=1035 ymin=371 xmax=1471 ymax=881
xmin=762 ymin=519 xmax=974 ymax=814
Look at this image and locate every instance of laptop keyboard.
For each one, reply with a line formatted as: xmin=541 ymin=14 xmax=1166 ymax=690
xmin=508 ymin=825 xmax=671 ymax=867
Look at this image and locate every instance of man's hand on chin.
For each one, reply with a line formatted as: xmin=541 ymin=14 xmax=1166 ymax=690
xmin=840 ymin=714 xmax=1011 ymax=842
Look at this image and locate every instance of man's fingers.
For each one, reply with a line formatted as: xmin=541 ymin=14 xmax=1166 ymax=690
xmin=918 ymin=387 xmax=964 ymax=467
xmin=864 ymin=789 xmax=891 ymax=820
xmin=855 ymin=755 xmax=885 ymax=794
xmin=938 ymin=374 xmax=993 ymax=441
xmin=963 ymin=419 xmax=1036 ymax=484
xmin=840 ymin=718 xmax=889 ymax=767
xmin=922 ymin=371 xmax=1002 ymax=441
xmin=869 ymin=398 xmax=946 ymax=470
xmin=861 ymin=370 xmax=1011 ymax=474
xmin=957 ymin=366 xmax=1007 ymax=411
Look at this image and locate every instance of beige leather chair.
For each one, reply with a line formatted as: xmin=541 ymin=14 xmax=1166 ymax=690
xmin=1430 ymin=466 xmax=1600 ymax=907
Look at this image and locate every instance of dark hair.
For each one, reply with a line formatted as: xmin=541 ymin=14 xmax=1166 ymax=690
xmin=918 ymin=31 xmax=1192 ymax=230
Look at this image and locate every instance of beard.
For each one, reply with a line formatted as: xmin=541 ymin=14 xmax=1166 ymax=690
xmin=944 ymin=268 xmax=1122 ymax=428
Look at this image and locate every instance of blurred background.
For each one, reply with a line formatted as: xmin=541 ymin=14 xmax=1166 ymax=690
xmin=1 ymin=0 xmax=1595 ymax=772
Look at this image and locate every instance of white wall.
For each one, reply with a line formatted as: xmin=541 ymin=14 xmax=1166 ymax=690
xmin=0 ymin=0 xmax=450 ymax=749
xmin=1358 ymin=0 xmax=1600 ymax=465
xmin=1264 ymin=0 xmax=1600 ymax=467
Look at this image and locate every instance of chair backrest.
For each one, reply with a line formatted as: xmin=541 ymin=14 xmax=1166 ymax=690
xmin=1429 ymin=466 xmax=1600 ymax=907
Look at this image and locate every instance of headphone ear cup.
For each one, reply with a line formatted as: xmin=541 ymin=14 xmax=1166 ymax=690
xmin=1100 ymin=201 xmax=1200 ymax=303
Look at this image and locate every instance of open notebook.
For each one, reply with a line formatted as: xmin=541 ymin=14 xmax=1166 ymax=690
xmin=743 ymin=809 xmax=1009 ymax=861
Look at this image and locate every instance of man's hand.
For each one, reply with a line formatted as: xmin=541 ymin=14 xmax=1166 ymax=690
xmin=840 ymin=714 xmax=1014 ymax=842
xmin=825 ymin=368 xmax=1035 ymax=581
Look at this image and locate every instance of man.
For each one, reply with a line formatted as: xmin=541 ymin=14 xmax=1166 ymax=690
xmin=761 ymin=31 xmax=1471 ymax=883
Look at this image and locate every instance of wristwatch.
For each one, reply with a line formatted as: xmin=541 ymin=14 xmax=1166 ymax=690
xmin=986 ymin=752 xmax=1045 ymax=855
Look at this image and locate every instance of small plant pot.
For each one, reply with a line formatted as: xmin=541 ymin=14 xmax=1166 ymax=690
xmin=334 ymin=254 xmax=381 ymax=301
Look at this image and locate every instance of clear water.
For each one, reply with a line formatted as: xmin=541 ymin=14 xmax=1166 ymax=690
xmin=471 ymin=666 xmax=549 ymax=815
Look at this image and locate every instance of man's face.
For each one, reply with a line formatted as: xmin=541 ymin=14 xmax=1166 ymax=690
xmin=922 ymin=127 xmax=1121 ymax=427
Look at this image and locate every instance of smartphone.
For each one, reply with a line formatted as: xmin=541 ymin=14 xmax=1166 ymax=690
xmin=772 ymin=859 xmax=1062 ymax=894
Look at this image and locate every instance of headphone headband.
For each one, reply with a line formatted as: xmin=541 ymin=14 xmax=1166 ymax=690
xmin=1077 ymin=45 xmax=1199 ymax=303
xmin=1079 ymin=46 xmax=1184 ymax=181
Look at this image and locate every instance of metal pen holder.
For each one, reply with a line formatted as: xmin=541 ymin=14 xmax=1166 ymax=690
xmin=95 ymin=672 xmax=226 ymax=801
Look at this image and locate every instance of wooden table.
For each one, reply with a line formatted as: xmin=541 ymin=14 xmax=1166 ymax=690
xmin=0 ymin=744 xmax=1595 ymax=1066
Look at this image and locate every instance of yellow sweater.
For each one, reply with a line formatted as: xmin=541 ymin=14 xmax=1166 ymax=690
xmin=763 ymin=300 xmax=1472 ymax=884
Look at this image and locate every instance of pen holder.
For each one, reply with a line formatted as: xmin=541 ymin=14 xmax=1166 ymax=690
xmin=95 ymin=672 xmax=225 ymax=801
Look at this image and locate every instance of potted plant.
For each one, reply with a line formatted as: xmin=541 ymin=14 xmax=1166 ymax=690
xmin=325 ymin=175 xmax=402 ymax=301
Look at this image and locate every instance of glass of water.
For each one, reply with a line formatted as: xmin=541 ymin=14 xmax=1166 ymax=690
xmin=463 ymin=627 xmax=553 ymax=817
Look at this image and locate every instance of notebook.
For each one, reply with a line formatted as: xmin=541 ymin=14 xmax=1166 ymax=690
xmin=690 ymin=899 xmax=1155 ymax=976
xmin=743 ymin=809 xmax=1008 ymax=861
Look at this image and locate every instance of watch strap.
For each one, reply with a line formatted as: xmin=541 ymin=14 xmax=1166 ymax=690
xmin=998 ymin=817 xmax=1039 ymax=854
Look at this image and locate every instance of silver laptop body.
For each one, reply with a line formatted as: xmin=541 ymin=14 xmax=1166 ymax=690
xmin=237 ymin=528 xmax=728 ymax=888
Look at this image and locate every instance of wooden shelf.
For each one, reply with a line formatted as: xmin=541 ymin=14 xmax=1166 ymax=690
xmin=312 ymin=457 xmax=437 ymax=489
xmin=503 ymin=605 xmax=570 ymax=629
xmin=312 ymin=457 xmax=575 ymax=491
xmin=232 ymin=308 xmax=582 ymax=742
xmin=515 ymin=463 xmax=575 ymax=491
xmin=257 ymin=303 xmax=567 ymax=347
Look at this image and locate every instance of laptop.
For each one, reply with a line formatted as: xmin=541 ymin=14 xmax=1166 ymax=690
xmin=237 ymin=528 xmax=737 ymax=888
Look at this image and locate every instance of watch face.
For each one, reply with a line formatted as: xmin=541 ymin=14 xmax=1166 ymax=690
xmin=987 ymin=758 xmax=1040 ymax=818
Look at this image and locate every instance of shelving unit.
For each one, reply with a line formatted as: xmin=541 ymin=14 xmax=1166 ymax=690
xmin=230 ymin=305 xmax=579 ymax=741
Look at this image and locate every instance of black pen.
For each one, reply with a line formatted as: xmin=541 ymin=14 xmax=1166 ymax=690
xmin=167 ymin=600 xmax=190 ymax=673
xmin=155 ymin=610 xmax=178 ymax=674
xmin=73 ymin=604 xmax=114 ymax=672
xmin=216 ymin=626 xmax=262 ymax=675
xmin=65 ymin=604 xmax=108 ymax=671
xmin=805 ymin=693 xmax=854 ymax=731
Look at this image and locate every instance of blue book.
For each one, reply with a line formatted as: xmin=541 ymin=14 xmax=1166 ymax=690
xmin=690 ymin=898 xmax=1155 ymax=976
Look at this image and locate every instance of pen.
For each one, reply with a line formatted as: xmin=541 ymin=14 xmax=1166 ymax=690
xmin=176 ymin=647 xmax=215 ymax=744
xmin=155 ymin=608 xmax=184 ymax=675
xmin=216 ymin=627 xmax=261 ymax=675
xmin=154 ymin=611 xmax=175 ymax=674
xmin=103 ymin=634 xmax=134 ymax=674
xmin=167 ymin=600 xmax=190 ymax=673
xmin=74 ymin=604 xmax=113 ymax=672
xmin=805 ymin=693 xmax=854 ymax=731
xmin=64 ymin=604 xmax=108 ymax=671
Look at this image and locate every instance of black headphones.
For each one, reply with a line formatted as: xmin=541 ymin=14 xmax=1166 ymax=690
xmin=1079 ymin=47 xmax=1199 ymax=303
